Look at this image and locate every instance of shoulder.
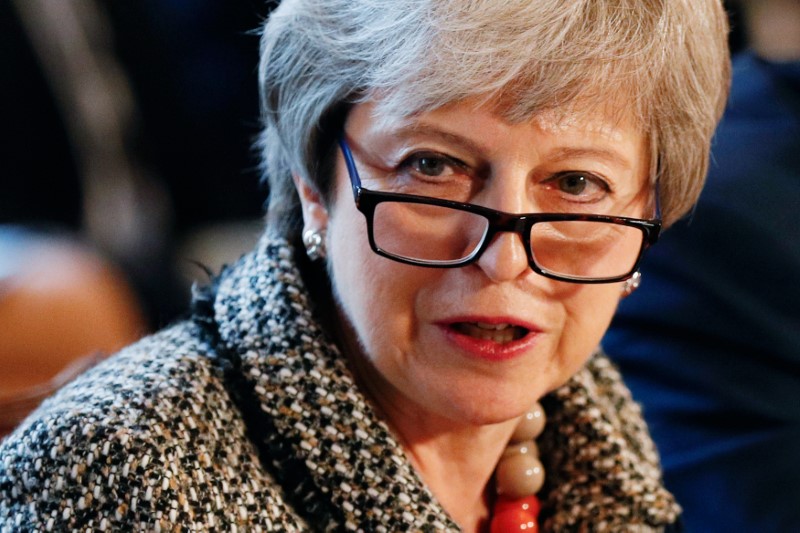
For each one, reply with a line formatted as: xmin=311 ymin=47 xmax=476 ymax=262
xmin=549 ymin=350 xmax=659 ymax=467
xmin=539 ymin=350 xmax=680 ymax=530
xmin=6 ymin=320 xmax=224 ymax=441
xmin=0 ymin=322 xmax=305 ymax=531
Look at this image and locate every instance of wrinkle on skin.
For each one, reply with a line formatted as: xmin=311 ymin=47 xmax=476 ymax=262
xmin=350 ymin=99 xmax=650 ymax=213
xmin=531 ymin=107 xmax=633 ymax=142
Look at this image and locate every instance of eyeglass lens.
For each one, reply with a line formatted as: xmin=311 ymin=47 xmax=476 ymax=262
xmin=371 ymin=201 xmax=644 ymax=280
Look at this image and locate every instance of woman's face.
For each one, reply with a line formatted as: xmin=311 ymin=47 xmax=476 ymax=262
xmin=299 ymin=97 xmax=651 ymax=426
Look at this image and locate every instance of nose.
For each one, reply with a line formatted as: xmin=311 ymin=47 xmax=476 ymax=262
xmin=475 ymin=231 xmax=531 ymax=282
xmin=472 ymin=161 xmax=536 ymax=281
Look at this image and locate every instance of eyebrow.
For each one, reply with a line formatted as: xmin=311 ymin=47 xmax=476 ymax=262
xmin=390 ymin=123 xmax=486 ymax=156
xmin=541 ymin=147 xmax=633 ymax=170
xmin=380 ymin=123 xmax=634 ymax=170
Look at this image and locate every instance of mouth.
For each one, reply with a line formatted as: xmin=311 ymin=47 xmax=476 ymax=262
xmin=438 ymin=317 xmax=541 ymax=360
xmin=450 ymin=322 xmax=530 ymax=344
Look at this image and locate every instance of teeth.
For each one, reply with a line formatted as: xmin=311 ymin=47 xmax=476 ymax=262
xmin=454 ymin=323 xmax=527 ymax=343
xmin=475 ymin=322 xmax=511 ymax=331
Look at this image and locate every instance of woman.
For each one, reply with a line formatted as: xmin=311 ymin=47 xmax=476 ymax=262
xmin=0 ymin=0 xmax=730 ymax=530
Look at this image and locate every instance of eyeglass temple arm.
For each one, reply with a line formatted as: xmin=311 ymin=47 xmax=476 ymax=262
xmin=338 ymin=137 xmax=362 ymax=201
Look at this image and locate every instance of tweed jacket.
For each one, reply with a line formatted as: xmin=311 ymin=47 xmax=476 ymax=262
xmin=0 ymin=235 xmax=680 ymax=531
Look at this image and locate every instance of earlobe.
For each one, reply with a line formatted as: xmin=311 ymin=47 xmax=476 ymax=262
xmin=293 ymin=174 xmax=329 ymax=231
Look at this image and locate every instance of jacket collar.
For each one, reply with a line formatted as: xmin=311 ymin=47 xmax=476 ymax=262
xmin=213 ymin=235 xmax=457 ymax=530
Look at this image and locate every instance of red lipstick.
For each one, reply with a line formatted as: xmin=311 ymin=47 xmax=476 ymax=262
xmin=436 ymin=316 xmax=542 ymax=361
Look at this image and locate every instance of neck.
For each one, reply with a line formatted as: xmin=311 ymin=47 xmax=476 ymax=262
xmin=393 ymin=411 xmax=517 ymax=532
xmin=744 ymin=0 xmax=800 ymax=61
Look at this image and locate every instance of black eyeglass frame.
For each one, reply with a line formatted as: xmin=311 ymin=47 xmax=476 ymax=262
xmin=338 ymin=137 xmax=661 ymax=284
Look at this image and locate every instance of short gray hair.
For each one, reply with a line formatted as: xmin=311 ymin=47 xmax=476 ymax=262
xmin=258 ymin=0 xmax=730 ymax=237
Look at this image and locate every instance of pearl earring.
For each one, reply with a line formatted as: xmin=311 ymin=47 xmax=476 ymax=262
xmin=302 ymin=228 xmax=327 ymax=261
xmin=621 ymin=271 xmax=642 ymax=297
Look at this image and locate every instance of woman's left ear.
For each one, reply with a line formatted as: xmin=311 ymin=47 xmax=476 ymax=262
xmin=293 ymin=174 xmax=329 ymax=260
xmin=293 ymin=174 xmax=329 ymax=231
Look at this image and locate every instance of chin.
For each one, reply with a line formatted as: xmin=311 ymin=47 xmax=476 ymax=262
xmin=435 ymin=382 xmax=546 ymax=427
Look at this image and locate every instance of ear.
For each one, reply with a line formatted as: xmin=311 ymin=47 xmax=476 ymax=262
xmin=293 ymin=174 xmax=329 ymax=232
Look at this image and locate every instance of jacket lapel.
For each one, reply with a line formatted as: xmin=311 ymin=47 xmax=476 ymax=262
xmin=213 ymin=237 xmax=458 ymax=530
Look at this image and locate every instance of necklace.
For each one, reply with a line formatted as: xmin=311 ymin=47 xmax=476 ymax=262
xmin=490 ymin=402 xmax=546 ymax=532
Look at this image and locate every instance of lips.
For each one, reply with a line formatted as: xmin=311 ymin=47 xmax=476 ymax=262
xmin=451 ymin=322 xmax=529 ymax=344
xmin=437 ymin=316 xmax=542 ymax=360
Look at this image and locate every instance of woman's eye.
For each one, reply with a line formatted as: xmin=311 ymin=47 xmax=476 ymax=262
xmin=407 ymin=153 xmax=453 ymax=177
xmin=545 ymin=172 xmax=610 ymax=201
xmin=390 ymin=152 xmax=475 ymax=199
xmin=559 ymin=174 xmax=589 ymax=195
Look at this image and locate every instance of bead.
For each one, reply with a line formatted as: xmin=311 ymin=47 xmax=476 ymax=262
xmin=495 ymin=453 xmax=545 ymax=497
xmin=510 ymin=403 xmax=546 ymax=443
xmin=494 ymin=495 xmax=541 ymax=518
xmin=490 ymin=508 xmax=537 ymax=533
xmin=502 ymin=440 xmax=539 ymax=459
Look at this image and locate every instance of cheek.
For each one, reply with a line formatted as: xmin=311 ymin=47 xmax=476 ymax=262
xmin=552 ymin=284 xmax=621 ymax=384
xmin=327 ymin=200 xmax=374 ymax=317
xmin=326 ymin=193 xmax=418 ymax=358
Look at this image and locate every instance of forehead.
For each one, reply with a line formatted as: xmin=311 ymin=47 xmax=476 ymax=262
xmin=529 ymin=107 xmax=638 ymax=143
xmin=348 ymin=95 xmax=647 ymax=154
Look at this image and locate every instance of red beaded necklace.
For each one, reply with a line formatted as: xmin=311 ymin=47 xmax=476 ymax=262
xmin=489 ymin=402 xmax=546 ymax=532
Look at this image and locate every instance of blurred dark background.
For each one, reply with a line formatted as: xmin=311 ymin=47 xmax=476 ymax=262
xmin=1 ymin=0 xmax=277 ymax=328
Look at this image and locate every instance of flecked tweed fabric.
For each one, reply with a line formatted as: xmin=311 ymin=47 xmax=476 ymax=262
xmin=0 ymin=235 xmax=680 ymax=531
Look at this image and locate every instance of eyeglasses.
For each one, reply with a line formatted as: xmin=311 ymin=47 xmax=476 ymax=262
xmin=338 ymin=137 xmax=661 ymax=284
